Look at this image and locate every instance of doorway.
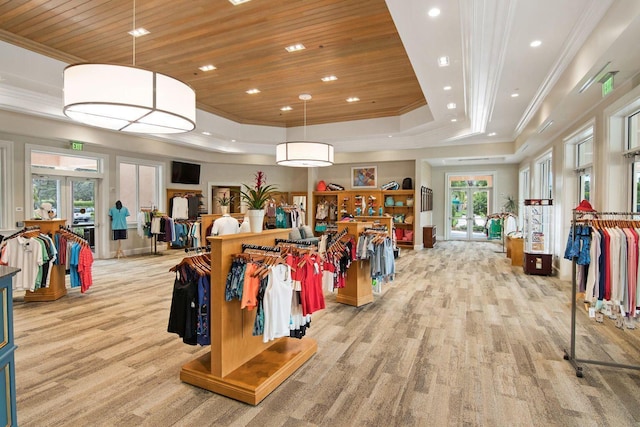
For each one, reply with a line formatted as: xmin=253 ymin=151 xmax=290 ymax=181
xmin=32 ymin=176 xmax=97 ymax=250
xmin=447 ymin=174 xmax=493 ymax=240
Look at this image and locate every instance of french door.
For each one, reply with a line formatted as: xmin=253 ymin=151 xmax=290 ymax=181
xmin=32 ymin=176 xmax=97 ymax=250
xmin=448 ymin=187 xmax=491 ymax=240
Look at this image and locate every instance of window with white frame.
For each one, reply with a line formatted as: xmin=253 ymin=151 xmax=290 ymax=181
xmin=629 ymin=110 xmax=640 ymax=212
xmin=117 ymin=157 xmax=163 ymax=223
xmin=0 ymin=141 xmax=13 ymax=230
xmin=576 ymin=132 xmax=593 ymax=202
xmin=537 ymin=154 xmax=553 ymax=199
xmin=518 ymin=168 xmax=530 ymax=230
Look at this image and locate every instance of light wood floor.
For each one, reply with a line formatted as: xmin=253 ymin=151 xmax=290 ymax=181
xmin=12 ymin=241 xmax=640 ymax=426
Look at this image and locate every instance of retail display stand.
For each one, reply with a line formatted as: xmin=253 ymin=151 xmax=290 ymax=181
xmin=23 ymin=219 xmax=67 ymax=302
xmin=180 ymin=229 xmax=317 ymax=405
xmin=564 ymin=210 xmax=640 ymax=377
xmin=523 ymin=199 xmax=553 ymax=275
xmin=335 ymin=221 xmax=374 ymax=307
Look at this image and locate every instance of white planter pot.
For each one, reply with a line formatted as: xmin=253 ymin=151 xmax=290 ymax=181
xmin=247 ymin=209 xmax=265 ymax=233
xmin=220 ymin=206 xmax=228 ymax=215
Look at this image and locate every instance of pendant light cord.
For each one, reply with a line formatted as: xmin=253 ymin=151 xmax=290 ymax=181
xmin=132 ymin=0 xmax=136 ymax=66
xmin=303 ymin=99 xmax=307 ymax=140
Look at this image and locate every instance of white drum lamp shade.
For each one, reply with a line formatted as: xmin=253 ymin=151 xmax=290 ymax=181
xmin=63 ymin=64 xmax=196 ymax=134
xmin=276 ymin=141 xmax=334 ymax=167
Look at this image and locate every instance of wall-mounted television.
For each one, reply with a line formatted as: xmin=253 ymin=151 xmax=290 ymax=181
xmin=171 ymin=161 xmax=201 ymax=185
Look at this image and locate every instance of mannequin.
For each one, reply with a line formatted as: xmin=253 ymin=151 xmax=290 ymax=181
xmin=109 ymin=200 xmax=130 ymax=258
xmin=211 ymin=213 xmax=240 ymax=236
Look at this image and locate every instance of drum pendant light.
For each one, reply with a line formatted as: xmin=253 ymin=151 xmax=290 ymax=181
xmin=62 ymin=0 xmax=196 ymax=134
xmin=276 ymin=94 xmax=334 ymax=167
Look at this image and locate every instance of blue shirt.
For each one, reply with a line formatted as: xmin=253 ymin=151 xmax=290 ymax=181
xmin=109 ymin=206 xmax=130 ymax=230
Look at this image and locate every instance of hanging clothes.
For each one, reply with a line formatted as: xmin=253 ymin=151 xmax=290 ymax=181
xmin=167 ymin=253 xmax=211 ymax=346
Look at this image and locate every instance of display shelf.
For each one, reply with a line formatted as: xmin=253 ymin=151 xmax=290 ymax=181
xmin=423 ymin=225 xmax=436 ymax=248
xmin=523 ymin=199 xmax=553 ymax=275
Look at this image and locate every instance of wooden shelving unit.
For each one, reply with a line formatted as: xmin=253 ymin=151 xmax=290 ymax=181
xmin=313 ymin=189 xmax=416 ymax=247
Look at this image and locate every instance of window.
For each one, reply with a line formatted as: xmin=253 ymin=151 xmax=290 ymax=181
xmin=537 ymin=154 xmax=553 ymax=199
xmin=628 ymin=110 xmax=640 ymax=151
xmin=576 ymin=132 xmax=593 ymax=202
xmin=117 ymin=157 xmax=163 ymax=223
xmin=628 ymin=110 xmax=640 ymax=212
xmin=519 ymin=168 xmax=530 ymax=230
xmin=0 ymin=141 xmax=13 ymax=230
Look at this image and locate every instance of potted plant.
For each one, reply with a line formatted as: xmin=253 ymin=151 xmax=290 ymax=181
xmin=240 ymin=171 xmax=277 ymax=233
xmin=214 ymin=192 xmax=233 ymax=215
xmin=503 ymin=195 xmax=518 ymax=214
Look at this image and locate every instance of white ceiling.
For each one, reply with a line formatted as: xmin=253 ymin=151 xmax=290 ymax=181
xmin=1 ymin=0 xmax=640 ymax=166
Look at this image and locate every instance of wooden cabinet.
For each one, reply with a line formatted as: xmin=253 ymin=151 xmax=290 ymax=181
xmin=423 ymin=226 xmax=436 ymax=248
xmin=507 ymin=236 xmax=524 ymax=267
xmin=0 ymin=266 xmax=19 ymax=426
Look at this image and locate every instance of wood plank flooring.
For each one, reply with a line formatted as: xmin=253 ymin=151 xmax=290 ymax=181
xmin=12 ymin=240 xmax=640 ymax=426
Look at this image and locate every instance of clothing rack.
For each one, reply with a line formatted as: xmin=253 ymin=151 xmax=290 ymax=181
xmin=335 ymin=221 xmax=374 ymax=307
xmin=563 ymin=210 xmax=640 ymax=377
xmin=179 ymin=229 xmax=317 ymax=405
xmin=2 ymin=225 xmax=41 ymax=241
xmin=23 ymin=219 xmax=68 ymax=302
xmin=59 ymin=225 xmax=85 ymax=240
xmin=274 ymin=238 xmax=314 ymax=247
xmin=241 ymin=243 xmax=281 ymax=253
xmin=185 ymin=245 xmax=210 ymax=254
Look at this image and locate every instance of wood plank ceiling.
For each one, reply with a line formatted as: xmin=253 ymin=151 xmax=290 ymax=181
xmin=0 ymin=0 xmax=427 ymax=128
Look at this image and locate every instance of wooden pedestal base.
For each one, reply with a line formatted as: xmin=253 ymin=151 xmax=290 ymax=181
xmin=336 ymin=291 xmax=374 ymax=307
xmin=180 ymin=337 xmax=317 ymax=405
xmin=24 ymin=285 xmax=67 ymax=302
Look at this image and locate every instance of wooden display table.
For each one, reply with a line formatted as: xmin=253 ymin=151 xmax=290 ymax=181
xmin=23 ymin=219 xmax=67 ymax=302
xmin=180 ymin=229 xmax=317 ymax=405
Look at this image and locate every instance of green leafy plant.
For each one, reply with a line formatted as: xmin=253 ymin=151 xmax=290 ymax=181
xmin=214 ymin=191 xmax=234 ymax=206
xmin=503 ymin=194 xmax=518 ymax=214
xmin=240 ymin=171 xmax=277 ymax=210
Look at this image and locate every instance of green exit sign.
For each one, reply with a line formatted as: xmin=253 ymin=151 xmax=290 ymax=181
xmin=70 ymin=141 xmax=84 ymax=151
xmin=602 ymin=75 xmax=614 ymax=97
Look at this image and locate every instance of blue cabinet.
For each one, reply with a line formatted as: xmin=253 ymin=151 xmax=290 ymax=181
xmin=0 ymin=266 xmax=19 ymax=426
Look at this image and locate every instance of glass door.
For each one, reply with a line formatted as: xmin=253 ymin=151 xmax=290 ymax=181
xmin=32 ymin=176 xmax=97 ymax=250
xmin=70 ymin=178 xmax=96 ymax=249
xmin=32 ymin=176 xmax=61 ymax=219
xmin=449 ymin=188 xmax=491 ymax=240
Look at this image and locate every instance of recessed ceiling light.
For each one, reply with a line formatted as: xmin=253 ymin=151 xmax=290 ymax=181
xmin=447 ymin=102 xmax=456 ymax=109
xmin=438 ymin=56 xmax=450 ymax=67
xmin=285 ymin=43 xmax=305 ymax=52
xmin=388 ymin=135 xmax=393 ymax=138
xmin=281 ymin=106 xmax=292 ymax=111
xmin=428 ymin=8 xmax=441 ymax=17
xmin=246 ymin=88 xmax=260 ymax=94
xmin=199 ymin=65 xmax=217 ymax=72
xmin=488 ymin=132 xmax=496 ymax=136
xmin=511 ymin=93 xmax=519 ymax=98
xmin=202 ymin=131 xmax=211 ymax=136
xmin=231 ymin=139 xmax=237 ymax=142
xmin=229 ymin=0 xmax=251 ymax=5
xmin=321 ymin=75 xmax=338 ymax=82
xmin=530 ymin=40 xmax=542 ymax=47
xmin=346 ymin=97 xmax=360 ymax=103
xmin=443 ymin=85 xmax=452 ymax=91
xmin=128 ymin=28 xmax=149 ymax=37
xmin=451 ymin=118 xmax=457 ymax=122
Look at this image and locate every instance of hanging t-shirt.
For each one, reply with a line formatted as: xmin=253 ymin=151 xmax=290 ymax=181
xmin=109 ymin=206 xmax=130 ymax=230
